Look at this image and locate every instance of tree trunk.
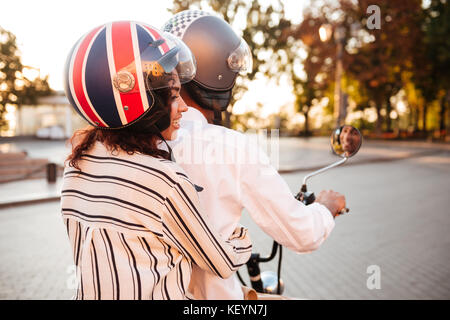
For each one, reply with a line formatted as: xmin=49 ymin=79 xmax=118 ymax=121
xmin=447 ymin=91 xmax=450 ymax=140
xmin=414 ymin=105 xmax=420 ymax=132
xmin=386 ymin=96 xmax=392 ymax=132
xmin=408 ymin=104 xmax=414 ymax=130
xmin=422 ymin=103 xmax=428 ymax=133
xmin=303 ymin=110 xmax=310 ymax=136
xmin=375 ymin=98 xmax=383 ymax=135
xmin=439 ymin=93 xmax=447 ymax=139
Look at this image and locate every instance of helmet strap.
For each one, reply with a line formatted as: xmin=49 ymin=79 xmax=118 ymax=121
xmin=213 ymin=110 xmax=222 ymax=125
xmin=184 ymin=81 xmax=231 ymax=113
xmin=156 ymin=131 xmax=176 ymax=162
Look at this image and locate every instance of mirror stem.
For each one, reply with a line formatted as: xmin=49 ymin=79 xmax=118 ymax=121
xmin=302 ymin=157 xmax=348 ymax=186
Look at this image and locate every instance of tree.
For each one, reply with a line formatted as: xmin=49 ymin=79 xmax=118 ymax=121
xmin=170 ymin=0 xmax=292 ymax=128
xmin=339 ymin=0 xmax=424 ymax=134
xmin=0 ymin=26 xmax=51 ymax=132
xmin=415 ymin=0 xmax=450 ymax=138
xmin=287 ymin=5 xmax=339 ymax=135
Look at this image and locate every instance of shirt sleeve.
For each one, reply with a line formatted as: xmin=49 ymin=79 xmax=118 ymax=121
xmin=239 ymin=140 xmax=335 ymax=253
xmin=162 ymin=177 xmax=252 ymax=279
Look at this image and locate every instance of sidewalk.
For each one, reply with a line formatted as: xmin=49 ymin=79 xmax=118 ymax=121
xmin=277 ymin=137 xmax=450 ymax=173
xmin=0 ymin=178 xmax=62 ymax=208
xmin=0 ymin=137 xmax=448 ymax=208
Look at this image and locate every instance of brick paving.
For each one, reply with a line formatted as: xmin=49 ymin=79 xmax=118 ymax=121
xmin=238 ymin=154 xmax=450 ymax=299
xmin=0 ymin=137 xmax=449 ymax=299
xmin=0 ymin=203 xmax=74 ymax=299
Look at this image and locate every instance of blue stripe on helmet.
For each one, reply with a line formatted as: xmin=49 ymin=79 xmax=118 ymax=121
xmin=84 ymin=28 xmax=122 ymax=128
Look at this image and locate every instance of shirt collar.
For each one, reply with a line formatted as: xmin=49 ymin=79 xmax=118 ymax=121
xmin=181 ymin=107 xmax=208 ymax=125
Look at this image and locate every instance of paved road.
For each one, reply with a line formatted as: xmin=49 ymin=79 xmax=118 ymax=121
xmin=0 ymin=203 xmax=74 ymax=299
xmin=239 ymin=152 xmax=450 ymax=299
xmin=0 ymin=151 xmax=449 ymax=299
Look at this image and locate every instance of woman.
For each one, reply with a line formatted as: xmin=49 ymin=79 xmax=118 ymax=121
xmin=61 ymin=21 xmax=252 ymax=300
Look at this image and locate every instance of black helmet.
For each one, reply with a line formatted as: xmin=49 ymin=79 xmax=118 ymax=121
xmin=163 ymin=10 xmax=252 ymax=112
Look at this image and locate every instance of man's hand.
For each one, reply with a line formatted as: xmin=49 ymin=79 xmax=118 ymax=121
xmin=315 ymin=190 xmax=346 ymax=218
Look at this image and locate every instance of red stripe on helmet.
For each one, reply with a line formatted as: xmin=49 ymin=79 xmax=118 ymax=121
xmin=72 ymin=25 xmax=105 ymax=127
xmin=143 ymin=25 xmax=170 ymax=54
xmin=111 ymin=21 xmax=145 ymax=124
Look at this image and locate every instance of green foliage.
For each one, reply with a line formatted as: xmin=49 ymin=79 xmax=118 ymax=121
xmin=423 ymin=0 xmax=450 ymax=91
xmin=0 ymin=26 xmax=51 ymax=131
xmin=413 ymin=0 xmax=450 ymax=135
xmin=340 ymin=0 xmax=423 ymax=133
xmin=350 ymin=117 xmax=376 ymax=132
xmin=171 ymin=0 xmax=293 ymax=79
xmin=169 ymin=0 xmax=449 ymax=138
xmin=170 ymin=0 xmax=294 ymax=127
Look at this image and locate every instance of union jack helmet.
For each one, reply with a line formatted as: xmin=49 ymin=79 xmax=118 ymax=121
xmin=63 ymin=21 xmax=196 ymax=129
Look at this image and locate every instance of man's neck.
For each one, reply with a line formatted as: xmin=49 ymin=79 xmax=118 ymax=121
xmin=181 ymin=89 xmax=214 ymax=124
xmin=192 ymin=105 xmax=214 ymax=124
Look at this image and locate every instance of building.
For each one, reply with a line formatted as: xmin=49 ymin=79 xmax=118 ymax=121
xmin=2 ymin=91 xmax=86 ymax=138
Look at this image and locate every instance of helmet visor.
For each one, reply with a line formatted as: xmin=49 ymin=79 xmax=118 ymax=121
xmin=227 ymin=37 xmax=253 ymax=74
xmin=114 ymin=32 xmax=196 ymax=93
xmin=143 ymin=32 xmax=196 ymax=90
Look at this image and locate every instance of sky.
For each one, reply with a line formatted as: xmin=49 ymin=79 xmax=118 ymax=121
xmin=1 ymin=0 xmax=176 ymax=90
xmin=1 ymin=0 xmax=308 ymax=115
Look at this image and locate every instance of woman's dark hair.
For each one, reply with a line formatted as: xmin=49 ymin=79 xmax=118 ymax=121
xmin=67 ymin=88 xmax=171 ymax=170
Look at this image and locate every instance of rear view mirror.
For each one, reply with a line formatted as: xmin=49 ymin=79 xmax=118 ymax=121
xmin=330 ymin=125 xmax=362 ymax=158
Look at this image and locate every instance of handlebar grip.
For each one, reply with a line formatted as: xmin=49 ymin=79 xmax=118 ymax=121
xmin=295 ymin=191 xmax=316 ymax=205
xmin=246 ymin=254 xmax=264 ymax=293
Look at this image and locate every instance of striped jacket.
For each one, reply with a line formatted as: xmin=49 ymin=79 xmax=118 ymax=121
xmin=61 ymin=142 xmax=252 ymax=300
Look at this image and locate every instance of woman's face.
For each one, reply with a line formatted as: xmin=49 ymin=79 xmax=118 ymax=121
xmin=161 ymin=75 xmax=188 ymax=141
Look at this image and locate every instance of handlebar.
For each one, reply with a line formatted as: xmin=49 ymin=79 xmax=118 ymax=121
xmin=243 ymin=183 xmax=350 ymax=295
xmin=245 ymin=241 xmax=280 ymax=292
xmin=259 ymin=241 xmax=279 ymax=262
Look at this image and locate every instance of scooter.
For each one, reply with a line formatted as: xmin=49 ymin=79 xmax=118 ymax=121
xmin=238 ymin=125 xmax=363 ymax=295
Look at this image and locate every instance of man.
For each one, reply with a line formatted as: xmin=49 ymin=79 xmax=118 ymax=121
xmin=163 ymin=10 xmax=346 ymax=299
xmin=340 ymin=125 xmax=362 ymax=157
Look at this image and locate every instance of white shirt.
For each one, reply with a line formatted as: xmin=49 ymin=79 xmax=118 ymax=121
xmin=61 ymin=142 xmax=252 ymax=299
xmin=169 ymin=107 xmax=335 ymax=300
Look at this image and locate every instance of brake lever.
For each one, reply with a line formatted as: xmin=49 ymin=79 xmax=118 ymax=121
xmin=295 ymin=191 xmax=315 ymax=205
xmin=297 ymin=191 xmax=350 ymax=216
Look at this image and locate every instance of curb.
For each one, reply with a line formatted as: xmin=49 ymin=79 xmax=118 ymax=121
xmin=0 ymin=149 xmax=446 ymax=208
xmin=0 ymin=195 xmax=60 ymax=209
xmin=278 ymin=149 xmax=445 ymax=174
